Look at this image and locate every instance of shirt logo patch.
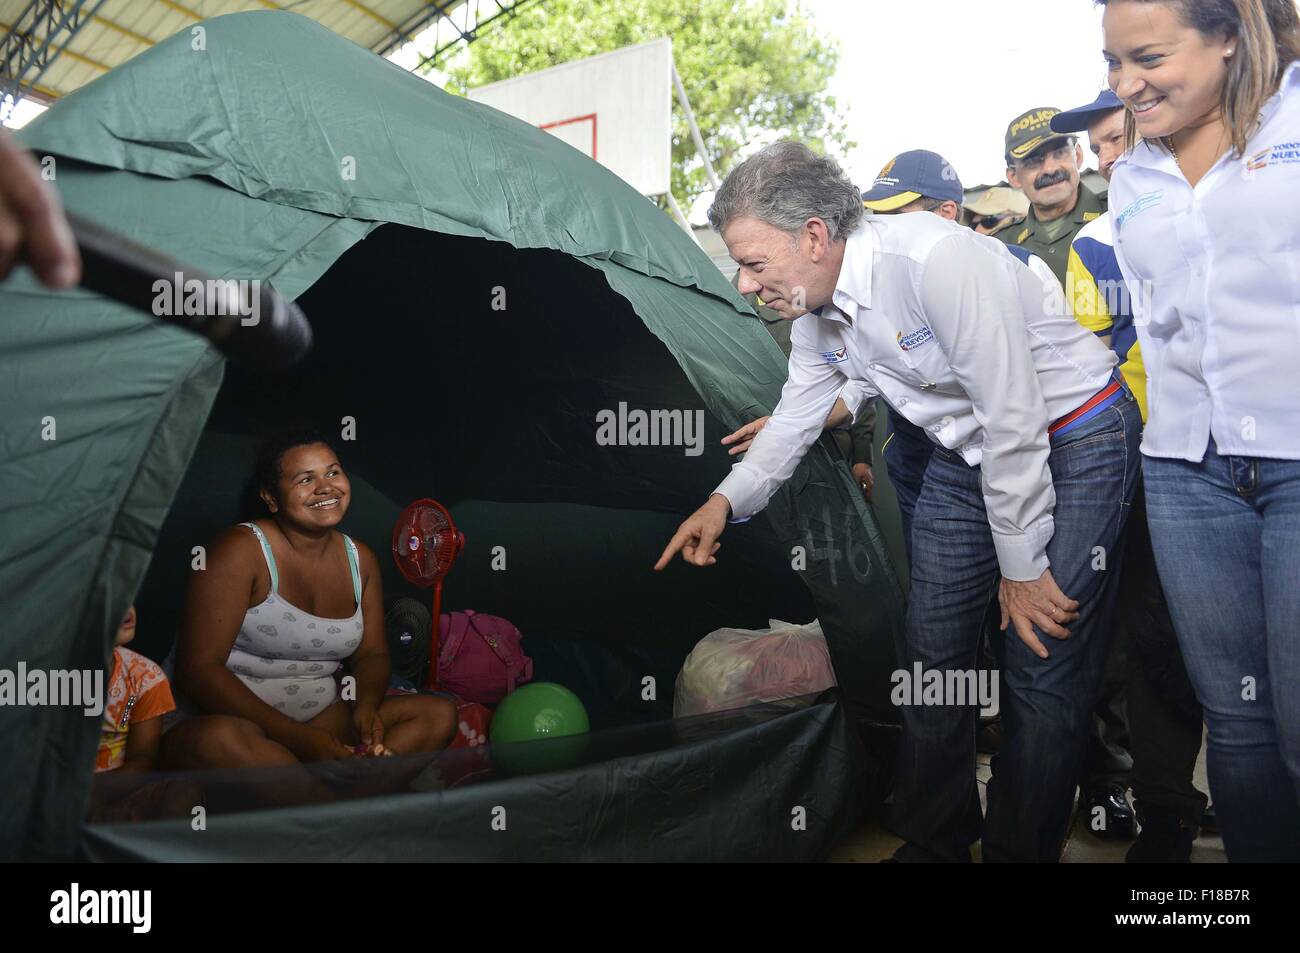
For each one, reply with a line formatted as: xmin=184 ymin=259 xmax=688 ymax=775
xmin=821 ymin=347 xmax=848 ymax=364
xmin=1115 ymin=190 xmax=1163 ymax=231
xmin=897 ymin=327 xmax=935 ymax=352
xmin=1246 ymin=142 xmax=1300 ymax=171
xmin=1083 ymin=211 xmax=1102 ymax=221
xmin=872 ymin=157 xmax=901 ymax=189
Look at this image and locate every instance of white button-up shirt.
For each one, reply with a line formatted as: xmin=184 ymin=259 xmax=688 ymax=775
xmin=1109 ymin=61 xmax=1300 ymax=462
xmin=715 ymin=211 xmax=1117 ymax=581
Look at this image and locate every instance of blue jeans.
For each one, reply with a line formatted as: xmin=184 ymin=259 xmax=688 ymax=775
xmin=890 ymin=392 xmax=1142 ymax=861
xmin=882 ymin=405 xmax=935 ymax=564
xmin=1143 ymin=441 xmax=1300 ymax=862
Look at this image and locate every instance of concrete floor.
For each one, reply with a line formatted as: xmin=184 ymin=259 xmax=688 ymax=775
xmin=831 ymin=734 xmax=1224 ymax=863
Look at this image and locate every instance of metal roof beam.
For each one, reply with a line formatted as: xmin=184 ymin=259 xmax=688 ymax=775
xmin=1 ymin=0 xmax=110 ymax=122
xmin=410 ymin=0 xmax=539 ymax=73
xmin=374 ymin=0 xmax=459 ymax=56
xmin=0 ymin=18 xmax=114 ymax=73
xmin=91 ymin=13 xmax=159 ymax=47
xmin=341 ymin=0 xmax=398 ymax=31
xmin=375 ymin=0 xmax=539 ymax=72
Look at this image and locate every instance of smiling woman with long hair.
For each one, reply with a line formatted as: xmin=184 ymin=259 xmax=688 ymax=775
xmin=1100 ymin=0 xmax=1300 ymax=861
xmin=160 ymin=430 xmax=457 ymax=769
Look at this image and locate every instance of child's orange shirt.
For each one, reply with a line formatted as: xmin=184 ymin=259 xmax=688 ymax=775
xmin=95 ymin=646 xmax=175 ymax=772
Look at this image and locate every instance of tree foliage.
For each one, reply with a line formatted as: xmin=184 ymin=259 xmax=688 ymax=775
xmin=441 ymin=0 xmax=852 ymax=210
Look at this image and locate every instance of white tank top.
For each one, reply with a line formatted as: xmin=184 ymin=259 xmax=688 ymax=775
xmin=223 ymin=522 xmax=364 ymax=722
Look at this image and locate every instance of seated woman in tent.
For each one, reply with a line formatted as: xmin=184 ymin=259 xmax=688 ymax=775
xmin=160 ymin=430 xmax=458 ymax=768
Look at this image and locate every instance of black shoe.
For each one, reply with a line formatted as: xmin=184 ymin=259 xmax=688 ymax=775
xmin=1199 ymin=803 xmax=1218 ymax=835
xmin=886 ymin=842 xmax=972 ymax=863
xmin=1127 ymin=810 xmax=1195 ymax=863
xmin=1080 ymin=784 xmax=1136 ymax=840
xmin=976 ymin=718 xmax=1003 ymax=755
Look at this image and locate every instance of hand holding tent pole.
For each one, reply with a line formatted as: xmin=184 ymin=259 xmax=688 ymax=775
xmin=67 ymin=210 xmax=313 ymax=370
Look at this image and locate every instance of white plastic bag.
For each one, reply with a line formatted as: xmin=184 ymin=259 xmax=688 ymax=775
xmin=673 ymin=619 xmax=837 ymax=717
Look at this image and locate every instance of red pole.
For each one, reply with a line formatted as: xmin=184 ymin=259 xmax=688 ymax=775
xmin=425 ymin=578 xmax=443 ymax=691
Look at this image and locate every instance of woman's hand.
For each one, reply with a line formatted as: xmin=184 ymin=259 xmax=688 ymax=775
xmin=998 ymin=568 xmax=1080 ymax=660
xmin=353 ymin=703 xmax=388 ymax=756
xmin=285 ymin=725 xmax=355 ymax=762
xmin=721 ymin=417 xmax=769 ymax=456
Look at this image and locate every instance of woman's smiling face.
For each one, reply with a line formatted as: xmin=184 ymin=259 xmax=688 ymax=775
xmin=265 ymin=442 xmax=351 ymax=529
xmin=1103 ymin=1 xmax=1235 ymax=139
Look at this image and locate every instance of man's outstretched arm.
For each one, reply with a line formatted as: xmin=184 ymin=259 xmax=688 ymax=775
xmin=657 ymin=333 xmax=861 ymax=569
xmin=723 ymin=379 xmax=871 ymax=456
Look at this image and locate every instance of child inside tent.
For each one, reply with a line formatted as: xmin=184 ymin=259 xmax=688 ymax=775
xmin=96 ymin=606 xmax=176 ymax=773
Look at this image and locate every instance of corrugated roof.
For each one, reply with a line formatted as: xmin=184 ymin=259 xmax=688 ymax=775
xmin=1 ymin=0 xmax=482 ymax=104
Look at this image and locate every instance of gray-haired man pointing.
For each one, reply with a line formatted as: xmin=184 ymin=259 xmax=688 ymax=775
xmin=654 ymin=141 xmax=1140 ymax=862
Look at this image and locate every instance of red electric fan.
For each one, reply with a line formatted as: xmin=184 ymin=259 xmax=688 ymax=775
xmin=392 ymin=499 xmax=465 ymax=690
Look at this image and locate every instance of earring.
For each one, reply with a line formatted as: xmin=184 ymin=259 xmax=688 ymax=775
xmin=1226 ymin=47 xmax=1235 ymax=56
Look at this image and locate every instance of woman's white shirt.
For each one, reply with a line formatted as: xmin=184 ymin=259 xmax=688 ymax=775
xmin=1109 ymin=61 xmax=1300 ymax=462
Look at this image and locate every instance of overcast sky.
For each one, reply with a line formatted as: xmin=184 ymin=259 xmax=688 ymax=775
xmin=805 ymin=0 xmax=1110 ymax=190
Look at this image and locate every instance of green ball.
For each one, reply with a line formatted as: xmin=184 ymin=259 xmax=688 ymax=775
xmin=490 ymin=682 xmax=590 ymax=744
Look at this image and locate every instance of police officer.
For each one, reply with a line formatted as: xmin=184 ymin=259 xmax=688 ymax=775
xmin=962 ymin=185 xmax=1029 ymax=237
xmin=1000 ymin=106 xmax=1107 ymax=286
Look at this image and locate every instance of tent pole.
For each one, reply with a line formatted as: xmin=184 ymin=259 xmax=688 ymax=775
xmin=672 ymin=61 xmax=719 ymax=192
xmin=661 ymin=192 xmax=702 ymax=247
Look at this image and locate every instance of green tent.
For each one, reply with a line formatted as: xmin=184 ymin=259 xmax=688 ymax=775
xmin=0 ymin=11 xmax=904 ymax=860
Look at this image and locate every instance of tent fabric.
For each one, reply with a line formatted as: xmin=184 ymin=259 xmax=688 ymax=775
xmin=19 ymin=12 xmax=737 ymax=304
xmin=0 ymin=270 xmax=225 ymax=861
xmin=0 ymin=11 xmax=905 ymax=861
xmin=133 ymin=223 xmax=829 ymax=728
xmin=79 ymin=696 xmax=865 ymax=862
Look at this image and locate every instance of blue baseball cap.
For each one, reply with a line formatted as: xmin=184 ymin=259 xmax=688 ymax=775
xmin=1050 ymin=89 xmax=1124 ymax=134
xmin=861 ymin=149 xmax=964 ymax=211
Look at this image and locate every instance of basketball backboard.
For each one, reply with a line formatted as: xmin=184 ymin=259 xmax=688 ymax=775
xmin=467 ymin=38 xmax=673 ymax=197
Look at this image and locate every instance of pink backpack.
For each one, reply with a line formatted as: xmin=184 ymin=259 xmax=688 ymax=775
xmin=438 ymin=610 xmax=534 ymax=704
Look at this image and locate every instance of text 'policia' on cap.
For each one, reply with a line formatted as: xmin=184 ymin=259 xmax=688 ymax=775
xmin=1005 ymin=106 xmax=1066 ymax=161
